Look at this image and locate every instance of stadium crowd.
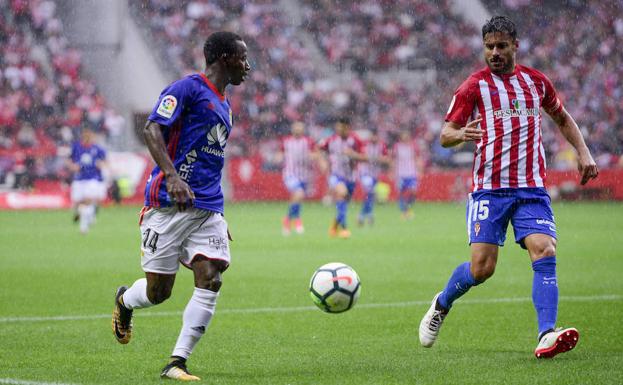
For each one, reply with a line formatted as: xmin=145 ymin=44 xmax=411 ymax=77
xmin=133 ymin=0 xmax=623 ymax=171
xmin=483 ymin=0 xmax=623 ymax=170
xmin=1 ymin=0 xmax=621 ymax=191
xmin=0 ymin=0 xmax=123 ymax=189
xmin=301 ymin=0 xmax=478 ymax=72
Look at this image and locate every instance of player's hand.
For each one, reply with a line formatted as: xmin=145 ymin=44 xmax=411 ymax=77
xmin=461 ymin=115 xmax=484 ymax=142
xmin=343 ymin=148 xmax=357 ymax=158
xmin=577 ymin=150 xmax=599 ymax=185
xmin=165 ymin=173 xmax=195 ymax=211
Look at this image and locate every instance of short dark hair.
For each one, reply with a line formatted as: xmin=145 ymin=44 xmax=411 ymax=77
xmin=482 ymin=15 xmax=517 ymax=40
xmin=203 ymin=31 xmax=244 ymax=65
xmin=336 ymin=116 xmax=351 ymax=125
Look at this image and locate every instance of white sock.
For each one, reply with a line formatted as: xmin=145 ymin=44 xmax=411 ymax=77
xmin=78 ymin=204 xmax=90 ymax=233
xmin=87 ymin=204 xmax=96 ymax=225
xmin=122 ymin=278 xmax=154 ymax=309
xmin=171 ymin=287 xmax=218 ymax=359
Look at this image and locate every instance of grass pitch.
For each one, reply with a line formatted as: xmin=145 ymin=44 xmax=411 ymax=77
xmin=0 ymin=201 xmax=622 ymax=385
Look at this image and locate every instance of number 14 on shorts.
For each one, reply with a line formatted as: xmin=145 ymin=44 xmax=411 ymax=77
xmin=142 ymin=228 xmax=160 ymax=253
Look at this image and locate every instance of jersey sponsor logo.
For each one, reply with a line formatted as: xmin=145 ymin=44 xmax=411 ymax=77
xmin=536 ymin=218 xmax=556 ymax=232
xmin=156 ymin=95 xmax=177 ymax=118
xmin=80 ymin=153 xmax=94 ymax=165
xmin=207 ymin=236 xmax=228 ymax=250
xmin=185 ymin=149 xmax=197 ymax=164
xmin=179 ymin=149 xmax=198 ymax=182
xmin=201 ymin=146 xmax=225 ymax=158
xmin=207 ymin=123 xmax=228 ymax=148
xmin=494 ymin=99 xmax=539 ymax=119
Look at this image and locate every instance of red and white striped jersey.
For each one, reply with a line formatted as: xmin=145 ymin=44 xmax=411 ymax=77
xmin=445 ymin=64 xmax=564 ymax=192
xmin=318 ymin=133 xmax=364 ymax=181
xmin=281 ymin=135 xmax=315 ymax=181
xmin=359 ymin=140 xmax=388 ymax=178
xmin=393 ymin=140 xmax=418 ymax=179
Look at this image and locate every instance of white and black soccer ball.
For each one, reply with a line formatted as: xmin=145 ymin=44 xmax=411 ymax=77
xmin=309 ymin=262 xmax=361 ymax=313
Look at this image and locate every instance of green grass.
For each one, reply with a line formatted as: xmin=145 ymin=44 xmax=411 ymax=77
xmin=0 ymin=201 xmax=622 ymax=385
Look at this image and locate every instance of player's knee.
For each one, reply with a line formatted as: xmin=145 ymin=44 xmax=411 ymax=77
xmin=335 ymin=184 xmax=347 ymax=198
xmin=147 ymin=286 xmax=172 ymax=304
xmin=198 ymin=274 xmax=222 ymax=292
xmin=471 ymin=260 xmax=496 ymax=282
xmin=532 ymin=242 xmax=557 ymax=260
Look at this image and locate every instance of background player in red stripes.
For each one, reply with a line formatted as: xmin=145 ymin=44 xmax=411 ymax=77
xmin=393 ymin=130 xmax=423 ymax=220
xmin=318 ymin=116 xmax=366 ymax=239
xmin=357 ymin=129 xmax=390 ymax=226
xmin=277 ymin=121 xmax=316 ymax=235
xmin=419 ymin=16 xmax=599 ymax=358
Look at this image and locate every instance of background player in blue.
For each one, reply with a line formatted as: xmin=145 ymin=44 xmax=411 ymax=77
xmin=111 ymin=31 xmax=250 ymax=381
xmin=418 ymin=16 xmax=599 ymax=359
xmin=67 ymin=127 xmax=107 ymax=234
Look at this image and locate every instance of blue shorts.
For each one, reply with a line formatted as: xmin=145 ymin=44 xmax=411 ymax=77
xmin=329 ymin=174 xmax=356 ymax=197
xmin=398 ymin=177 xmax=417 ymax=192
xmin=360 ymin=175 xmax=377 ymax=194
xmin=466 ymin=188 xmax=556 ymax=249
xmin=283 ymin=175 xmax=307 ymax=193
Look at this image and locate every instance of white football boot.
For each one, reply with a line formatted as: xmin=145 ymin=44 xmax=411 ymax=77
xmin=419 ymin=292 xmax=448 ymax=348
xmin=534 ymin=327 xmax=579 ymax=358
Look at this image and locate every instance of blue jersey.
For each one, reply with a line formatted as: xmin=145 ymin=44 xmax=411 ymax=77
xmin=71 ymin=141 xmax=106 ymax=181
xmin=145 ymin=73 xmax=233 ymax=214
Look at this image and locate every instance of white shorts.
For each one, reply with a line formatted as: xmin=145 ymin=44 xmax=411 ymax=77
xmin=71 ymin=179 xmax=107 ymax=203
xmin=139 ymin=207 xmax=231 ymax=274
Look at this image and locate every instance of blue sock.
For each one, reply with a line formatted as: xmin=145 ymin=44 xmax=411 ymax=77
xmin=287 ymin=204 xmax=296 ymax=219
xmin=336 ymin=200 xmax=348 ymax=228
xmin=361 ymin=193 xmax=374 ymax=217
xmin=399 ymin=194 xmax=407 ymax=213
xmin=291 ymin=203 xmax=301 ymax=219
xmin=532 ymin=256 xmax=558 ymax=337
xmin=438 ymin=262 xmax=481 ymax=310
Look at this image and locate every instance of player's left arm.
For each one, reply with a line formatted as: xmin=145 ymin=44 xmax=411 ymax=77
xmin=95 ymin=148 xmax=107 ymax=170
xmin=378 ymin=144 xmax=392 ymax=166
xmin=547 ymin=106 xmax=598 ymax=185
xmin=344 ymin=137 xmax=368 ymax=162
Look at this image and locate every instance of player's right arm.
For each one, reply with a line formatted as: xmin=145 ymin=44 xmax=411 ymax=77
xmin=441 ymin=77 xmax=482 ymax=148
xmin=146 ymin=78 xmax=196 ymax=210
xmin=66 ymin=142 xmax=81 ymax=174
xmin=440 ymin=117 xmax=483 ymax=148
xmin=143 ymin=121 xmax=194 ymax=211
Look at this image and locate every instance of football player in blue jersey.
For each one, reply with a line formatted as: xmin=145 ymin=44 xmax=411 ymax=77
xmin=112 ymin=31 xmax=250 ymax=381
xmin=67 ymin=127 xmax=107 ymax=234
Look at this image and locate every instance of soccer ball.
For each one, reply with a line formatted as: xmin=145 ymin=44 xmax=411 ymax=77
xmin=309 ymin=262 xmax=361 ymax=313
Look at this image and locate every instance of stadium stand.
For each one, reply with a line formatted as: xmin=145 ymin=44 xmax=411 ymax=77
xmin=132 ymin=0 xmax=622 ymax=171
xmin=2 ymin=0 xmax=621 ymax=194
xmin=0 ymin=0 xmax=123 ymax=190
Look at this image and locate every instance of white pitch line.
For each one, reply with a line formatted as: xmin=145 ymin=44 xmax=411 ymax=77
xmin=0 ymin=379 xmax=78 ymax=385
xmin=0 ymin=294 xmax=620 ymax=324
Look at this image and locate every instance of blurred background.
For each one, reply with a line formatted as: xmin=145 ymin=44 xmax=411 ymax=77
xmin=1 ymin=0 xmax=622 ymax=209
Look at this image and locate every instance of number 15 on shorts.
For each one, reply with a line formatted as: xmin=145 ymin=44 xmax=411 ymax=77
xmin=471 ymin=199 xmax=490 ymax=221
